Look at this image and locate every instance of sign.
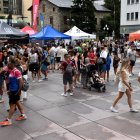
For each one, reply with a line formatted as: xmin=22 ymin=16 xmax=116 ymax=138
xmin=32 ymin=0 xmax=40 ymax=30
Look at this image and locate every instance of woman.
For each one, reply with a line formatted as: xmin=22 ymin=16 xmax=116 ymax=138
xmin=110 ymin=58 xmax=138 ymax=113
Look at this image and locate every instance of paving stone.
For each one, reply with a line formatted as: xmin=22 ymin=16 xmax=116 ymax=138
xmin=38 ymin=107 xmax=90 ymax=128
xmin=0 ymin=125 xmax=31 ymax=140
xmin=97 ymin=115 xmax=140 ymax=139
xmin=68 ymin=122 xmax=133 ymax=140
xmin=14 ymin=111 xmax=63 ymax=138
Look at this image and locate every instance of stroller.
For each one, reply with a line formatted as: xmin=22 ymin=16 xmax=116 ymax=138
xmin=87 ymin=65 xmax=106 ymax=92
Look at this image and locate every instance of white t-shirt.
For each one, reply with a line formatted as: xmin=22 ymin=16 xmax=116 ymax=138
xmin=49 ymin=47 xmax=56 ymax=57
xmin=60 ymin=48 xmax=67 ymax=61
xmin=29 ymin=53 xmax=38 ymax=63
xmin=100 ymin=50 xmax=107 ymax=59
xmin=55 ymin=46 xmax=61 ymax=58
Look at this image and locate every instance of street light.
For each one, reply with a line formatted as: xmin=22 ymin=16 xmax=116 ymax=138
xmin=103 ymin=24 xmax=109 ymax=40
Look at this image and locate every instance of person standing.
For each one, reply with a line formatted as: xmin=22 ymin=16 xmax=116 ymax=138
xmin=106 ymin=53 xmax=111 ymax=82
xmin=0 ymin=59 xmax=27 ymax=126
xmin=127 ymin=45 xmax=136 ymax=76
xmin=113 ymin=52 xmax=120 ymax=75
xmin=110 ymin=59 xmax=138 ymax=113
xmin=59 ymin=54 xmax=75 ymax=97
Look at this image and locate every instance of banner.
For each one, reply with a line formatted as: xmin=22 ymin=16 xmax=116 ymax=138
xmin=32 ymin=0 xmax=40 ymax=30
xmin=40 ymin=13 xmax=44 ymax=28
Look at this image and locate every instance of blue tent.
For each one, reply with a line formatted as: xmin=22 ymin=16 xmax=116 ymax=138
xmin=30 ymin=25 xmax=71 ymax=40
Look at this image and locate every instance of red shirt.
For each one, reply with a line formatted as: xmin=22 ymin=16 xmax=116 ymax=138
xmin=88 ymin=52 xmax=95 ymax=64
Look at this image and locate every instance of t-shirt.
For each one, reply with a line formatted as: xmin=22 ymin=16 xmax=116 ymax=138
xmin=55 ymin=46 xmax=61 ymax=58
xmin=88 ymin=52 xmax=95 ymax=64
xmin=9 ymin=68 xmax=22 ymax=92
xmin=29 ymin=53 xmax=37 ymax=64
xmin=49 ymin=47 xmax=56 ymax=57
xmin=61 ymin=61 xmax=74 ymax=75
xmin=60 ymin=49 xmax=68 ymax=61
xmin=100 ymin=50 xmax=107 ymax=59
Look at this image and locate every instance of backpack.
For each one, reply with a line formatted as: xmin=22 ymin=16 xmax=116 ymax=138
xmin=114 ymin=72 xmax=120 ymax=85
xmin=22 ymin=77 xmax=29 ymax=91
xmin=65 ymin=63 xmax=73 ymax=74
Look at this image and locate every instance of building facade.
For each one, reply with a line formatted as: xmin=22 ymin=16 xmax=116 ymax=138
xmin=0 ymin=0 xmax=32 ymax=26
xmin=34 ymin=0 xmax=110 ymax=32
xmin=120 ymin=0 xmax=140 ymax=34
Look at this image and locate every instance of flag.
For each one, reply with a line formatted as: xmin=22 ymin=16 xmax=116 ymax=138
xmin=40 ymin=13 xmax=44 ymax=28
xmin=32 ymin=0 xmax=40 ymax=30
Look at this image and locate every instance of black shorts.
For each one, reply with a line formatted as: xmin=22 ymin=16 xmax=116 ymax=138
xmin=56 ymin=57 xmax=61 ymax=63
xmin=8 ymin=91 xmax=20 ymax=104
xmin=130 ymin=60 xmax=135 ymax=66
xmin=29 ymin=63 xmax=40 ymax=72
xmin=63 ymin=74 xmax=73 ymax=85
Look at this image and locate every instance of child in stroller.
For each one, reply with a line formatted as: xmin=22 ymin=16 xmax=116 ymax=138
xmin=87 ymin=65 xmax=106 ymax=92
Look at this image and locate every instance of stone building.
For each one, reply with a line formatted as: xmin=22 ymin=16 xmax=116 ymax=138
xmin=31 ymin=0 xmax=110 ymax=32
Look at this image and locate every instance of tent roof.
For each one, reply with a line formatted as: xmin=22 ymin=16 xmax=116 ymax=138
xmin=0 ymin=22 xmax=28 ymax=39
xmin=64 ymin=26 xmax=96 ymax=39
xmin=130 ymin=30 xmax=140 ymax=34
xmin=30 ymin=25 xmax=71 ymax=40
xmin=21 ymin=26 xmax=37 ymax=35
xmin=129 ymin=30 xmax=140 ymax=41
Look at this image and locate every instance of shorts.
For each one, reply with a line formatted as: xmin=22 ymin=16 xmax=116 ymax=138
xmin=29 ymin=63 xmax=40 ymax=72
xmin=50 ymin=57 xmax=55 ymax=64
xmin=8 ymin=91 xmax=20 ymax=104
xmin=63 ymin=74 xmax=73 ymax=85
xmin=130 ymin=60 xmax=135 ymax=66
xmin=56 ymin=57 xmax=61 ymax=63
xmin=101 ymin=64 xmax=106 ymax=72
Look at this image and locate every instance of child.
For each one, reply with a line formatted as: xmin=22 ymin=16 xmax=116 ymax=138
xmin=41 ymin=57 xmax=50 ymax=80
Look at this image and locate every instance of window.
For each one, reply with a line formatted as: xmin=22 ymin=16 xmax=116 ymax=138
xmin=135 ymin=12 xmax=139 ymax=20
xmin=136 ymin=0 xmax=139 ymax=3
xmin=127 ymin=0 xmax=130 ymax=4
xmin=131 ymin=12 xmax=134 ymax=20
xmin=127 ymin=13 xmax=130 ymax=20
xmin=42 ymin=4 xmax=45 ymax=13
xmin=131 ymin=0 xmax=134 ymax=4
xmin=50 ymin=16 xmax=53 ymax=26
xmin=53 ymin=7 xmax=55 ymax=12
xmin=63 ymin=16 xmax=67 ymax=25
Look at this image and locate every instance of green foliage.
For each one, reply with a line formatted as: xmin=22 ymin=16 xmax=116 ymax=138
xmin=0 ymin=16 xmax=6 ymax=19
xmin=104 ymin=0 xmax=121 ymax=38
xmin=71 ymin=0 xmax=96 ymax=33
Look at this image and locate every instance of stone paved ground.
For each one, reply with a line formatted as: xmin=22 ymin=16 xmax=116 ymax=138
xmin=0 ymin=58 xmax=140 ymax=140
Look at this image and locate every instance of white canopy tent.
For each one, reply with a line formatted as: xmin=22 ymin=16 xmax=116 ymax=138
xmin=64 ymin=26 xmax=96 ymax=40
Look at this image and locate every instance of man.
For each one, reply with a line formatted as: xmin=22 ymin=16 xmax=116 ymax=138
xmin=55 ymin=44 xmax=62 ymax=69
xmin=60 ymin=44 xmax=68 ymax=62
xmin=59 ymin=54 xmax=75 ymax=97
xmin=0 ymin=59 xmax=27 ymax=126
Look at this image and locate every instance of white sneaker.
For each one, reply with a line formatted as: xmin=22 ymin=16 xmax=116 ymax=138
xmin=110 ymin=106 xmax=119 ymax=113
xmin=69 ymin=92 xmax=73 ymax=96
xmin=130 ymin=108 xmax=139 ymax=113
xmin=38 ymin=80 xmax=43 ymax=82
xmin=32 ymin=80 xmax=35 ymax=83
xmin=129 ymin=74 xmax=132 ymax=77
xmin=61 ymin=93 xmax=68 ymax=97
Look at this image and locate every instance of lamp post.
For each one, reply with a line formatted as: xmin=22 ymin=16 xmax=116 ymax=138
xmin=103 ymin=24 xmax=109 ymax=40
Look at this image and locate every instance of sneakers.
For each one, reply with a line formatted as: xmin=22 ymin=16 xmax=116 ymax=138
xmin=0 ymin=119 xmax=12 ymax=126
xmin=130 ymin=108 xmax=139 ymax=113
xmin=61 ymin=93 xmax=68 ymax=97
xmin=110 ymin=106 xmax=119 ymax=113
xmin=38 ymin=79 xmax=43 ymax=82
xmin=15 ymin=115 xmax=27 ymax=121
xmin=69 ymin=91 xmax=74 ymax=96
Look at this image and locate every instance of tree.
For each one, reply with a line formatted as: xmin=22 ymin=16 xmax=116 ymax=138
xmin=104 ymin=0 xmax=121 ymax=38
xmin=71 ymin=0 xmax=96 ymax=33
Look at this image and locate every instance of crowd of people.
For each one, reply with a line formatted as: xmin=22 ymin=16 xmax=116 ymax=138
xmin=0 ymin=39 xmax=140 ymax=126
